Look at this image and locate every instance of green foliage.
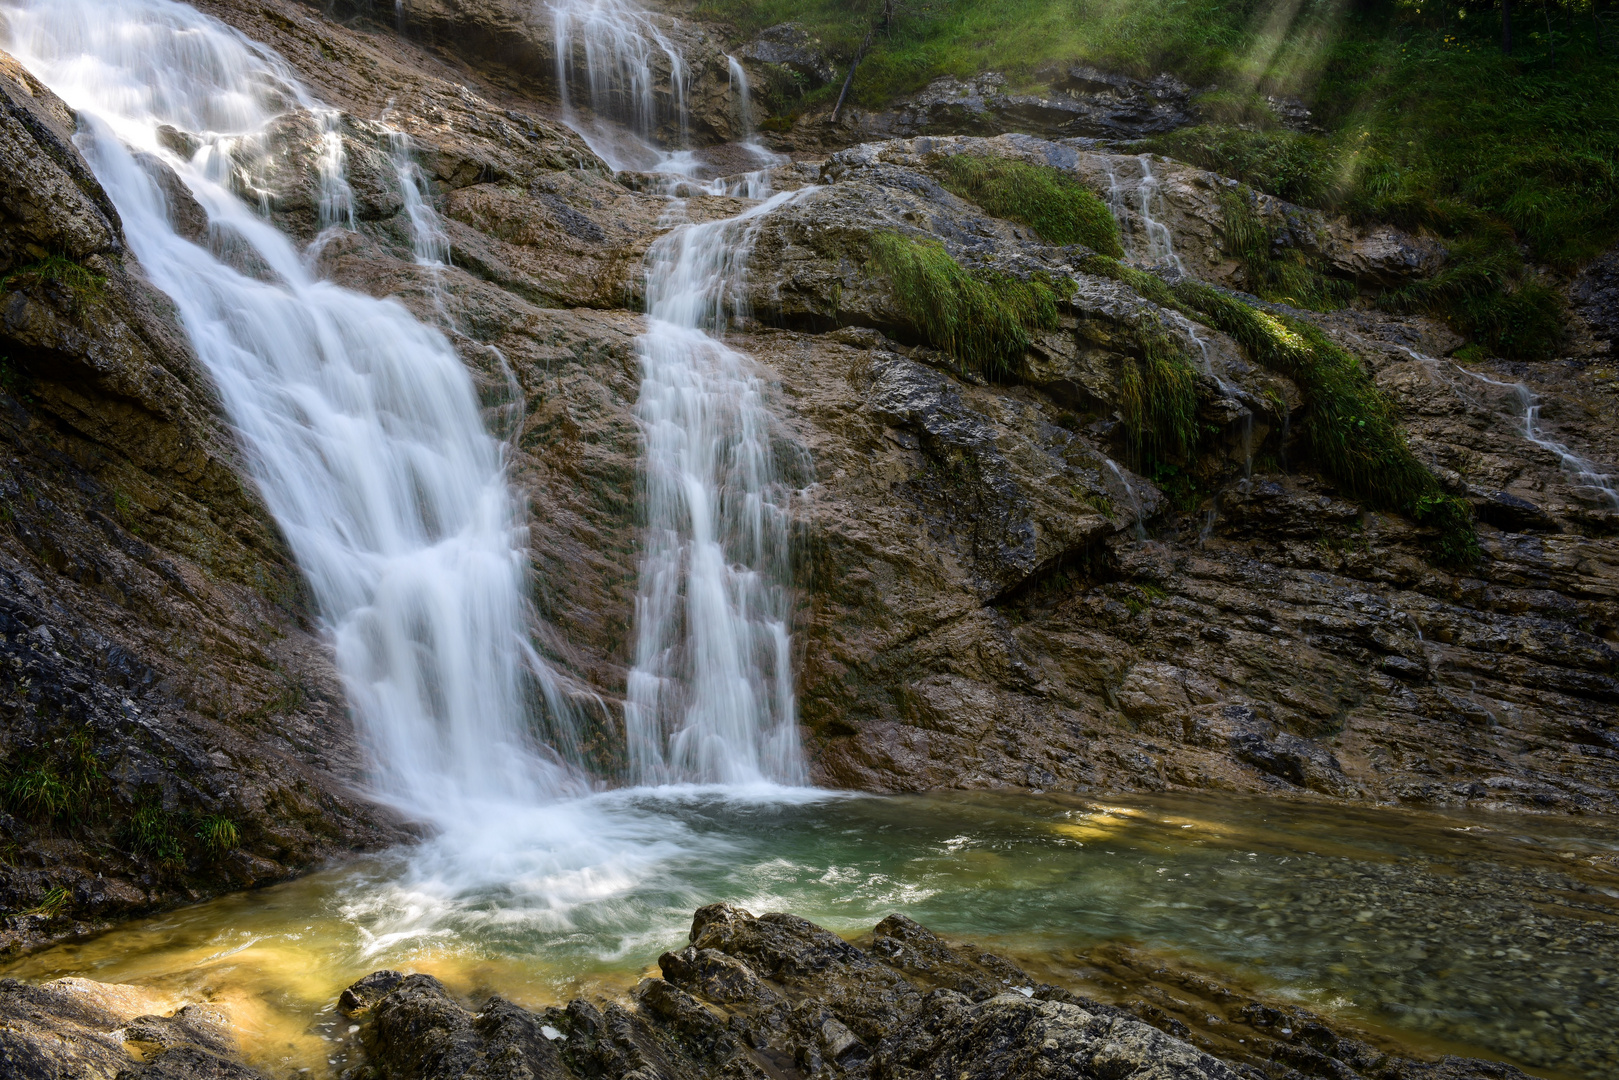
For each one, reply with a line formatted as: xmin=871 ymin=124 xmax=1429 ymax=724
xmin=24 ymin=885 xmax=71 ymax=919
xmin=0 ymin=254 xmax=106 ymax=296
xmin=1218 ymin=187 xmax=1355 ymax=311
xmin=125 ymin=796 xmax=187 ymax=868
xmin=1083 ymin=255 xmax=1478 ymax=565
xmin=1117 ymin=319 xmax=1200 ymax=469
xmin=936 ymin=155 xmax=1124 ymax=255
xmin=2 ymin=730 xmax=107 ymax=825
xmin=704 ymin=0 xmax=1615 ymax=359
xmin=1378 ymin=234 xmax=1567 ymax=360
xmin=867 ymin=231 xmax=1063 ymax=379
xmin=192 ymin=814 xmax=239 ymax=855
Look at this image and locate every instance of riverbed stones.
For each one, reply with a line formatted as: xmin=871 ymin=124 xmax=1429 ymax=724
xmin=337 ymin=906 xmax=1538 ymax=1080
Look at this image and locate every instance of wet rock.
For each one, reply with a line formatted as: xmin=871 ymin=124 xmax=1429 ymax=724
xmin=341 ymin=908 xmax=1535 ymax=1080
xmin=0 ymin=42 xmax=406 ymax=951
xmin=741 ymin=23 xmax=836 ymax=86
xmin=850 ymin=68 xmax=1198 ymax=142
xmin=0 ymin=977 xmax=261 ymax=1080
xmin=1569 ymin=243 xmax=1619 ymax=354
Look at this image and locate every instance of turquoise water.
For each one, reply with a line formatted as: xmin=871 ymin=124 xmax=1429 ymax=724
xmin=7 ymin=790 xmax=1617 ymax=1079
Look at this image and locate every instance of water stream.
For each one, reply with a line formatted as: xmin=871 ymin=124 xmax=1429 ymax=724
xmin=5 ymin=793 xmax=1615 ymax=1080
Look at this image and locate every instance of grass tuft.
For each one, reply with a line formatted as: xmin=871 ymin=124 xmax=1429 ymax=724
xmin=1218 ymin=187 xmax=1355 ymax=312
xmin=867 ymin=231 xmax=1063 ymax=379
xmin=936 ymin=155 xmax=1124 ymax=256
xmin=2 ymin=730 xmax=107 ymax=825
xmin=125 ymin=796 xmax=187 ymax=868
xmin=23 ymin=885 xmax=71 ymax=920
xmin=193 ymin=814 xmax=239 ymax=855
xmin=0 ymin=254 xmax=106 ymax=297
xmin=1084 ymin=255 xmax=1478 ymax=566
xmin=1117 ymin=318 xmax=1200 ymax=469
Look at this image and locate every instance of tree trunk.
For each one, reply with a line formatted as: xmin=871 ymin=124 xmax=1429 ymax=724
xmin=1503 ymin=0 xmax=1514 ymax=54
xmin=830 ymin=30 xmax=873 ymax=125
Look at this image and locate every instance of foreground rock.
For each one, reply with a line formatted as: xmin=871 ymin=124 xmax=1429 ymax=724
xmin=0 ymin=976 xmax=262 ymax=1079
xmin=336 ymin=904 xmax=1531 ymax=1080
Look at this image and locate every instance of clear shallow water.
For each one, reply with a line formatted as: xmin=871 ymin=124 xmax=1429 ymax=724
xmin=6 ymin=791 xmax=1617 ymax=1079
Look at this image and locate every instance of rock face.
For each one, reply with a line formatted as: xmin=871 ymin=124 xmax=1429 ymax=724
xmin=333 ymin=905 xmax=1532 ymax=1080
xmin=0 ymin=47 xmax=405 ymax=952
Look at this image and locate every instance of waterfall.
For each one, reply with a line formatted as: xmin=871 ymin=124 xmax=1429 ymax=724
xmin=625 ymin=189 xmax=809 ymax=786
xmin=1413 ymin=352 xmax=1619 ymax=508
xmin=549 ymin=0 xmax=688 ymax=172
xmin=1105 ymin=459 xmax=1150 ymax=541
xmin=1103 ymin=154 xmax=1185 ymax=273
xmin=3 ymin=0 xmax=584 ymax=818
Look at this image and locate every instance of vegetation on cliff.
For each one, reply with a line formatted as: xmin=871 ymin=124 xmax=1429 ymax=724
xmin=935 ymin=155 xmax=1124 ymax=255
xmin=867 ymin=230 xmax=1065 ymax=376
xmin=711 ymin=0 xmax=1616 ymax=357
xmin=1085 ymin=255 xmax=1480 ymax=564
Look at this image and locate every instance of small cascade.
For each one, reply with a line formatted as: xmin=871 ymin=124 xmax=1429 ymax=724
xmin=5 ymin=0 xmax=585 ymax=820
xmin=1166 ymin=309 xmax=1252 ymax=477
xmin=1103 ymin=154 xmax=1185 ymax=274
xmin=1441 ymin=359 xmax=1619 ymax=508
xmin=389 ymin=130 xmax=451 ymax=268
xmin=549 ymin=0 xmax=688 ymax=172
xmin=1105 ymin=459 xmax=1150 ymax=540
xmin=625 ymin=189 xmax=810 ymax=787
xmin=1136 ymin=155 xmax=1185 ymax=273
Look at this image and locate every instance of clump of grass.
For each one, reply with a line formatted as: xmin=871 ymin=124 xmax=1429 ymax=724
xmin=867 ymin=231 xmax=1063 ymax=379
xmin=937 ymin=155 xmax=1124 ymax=256
xmin=1084 ymin=255 xmax=1478 ymax=566
xmin=1117 ymin=318 xmax=1200 ymax=469
xmin=0 ymin=254 xmax=106 ymax=297
xmin=192 ymin=814 xmax=239 ymax=855
xmin=23 ymin=885 xmax=71 ymax=920
xmin=2 ymin=730 xmax=107 ymax=825
xmin=1219 ymin=187 xmax=1355 ymax=312
xmin=124 ymin=796 xmax=187 ymax=868
xmin=1378 ymin=234 xmax=1566 ymax=361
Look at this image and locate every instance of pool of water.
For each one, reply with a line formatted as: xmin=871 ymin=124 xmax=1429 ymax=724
xmin=6 ymin=790 xmax=1617 ymax=1079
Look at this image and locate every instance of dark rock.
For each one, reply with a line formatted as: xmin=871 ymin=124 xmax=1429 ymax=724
xmin=741 ymin=23 xmax=836 ymax=86
xmin=1474 ymin=490 xmax=1559 ymax=533
xmin=1570 ymin=244 xmax=1619 ymax=352
xmin=339 ymin=907 xmax=1533 ymax=1080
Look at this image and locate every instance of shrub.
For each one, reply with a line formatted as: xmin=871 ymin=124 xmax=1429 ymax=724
xmin=125 ymin=798 xmax=187 ymax=868
xmin=936 ymin=155 xmax=1124 ymax=256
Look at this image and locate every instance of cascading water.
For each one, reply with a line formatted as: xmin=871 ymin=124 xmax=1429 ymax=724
xmin=1104 ymin=154 xmax=1185 ymax=273
xmin=625 ymin=189 xmax=809 ymax=786
xmin=1406 ymin=348 xmax=1619 ymax=508
xmin=550 ymin=0 xmax=688 ymax=172
xmin=547 ymin=0 xmax=809 ymax=785
xmin=2 ymin=0 xmax=582 ymax=818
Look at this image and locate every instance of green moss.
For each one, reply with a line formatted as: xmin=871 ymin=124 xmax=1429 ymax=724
xmin=936 ymin=155 xmax=1124 ymax=256
xmin=1218 ymin=187 xmax=1355 ymax=312
xmin=867 ymin=230 xmax=1062 ymax=379
xmin=1083 ymin=255 xmax=1478 ymax=566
